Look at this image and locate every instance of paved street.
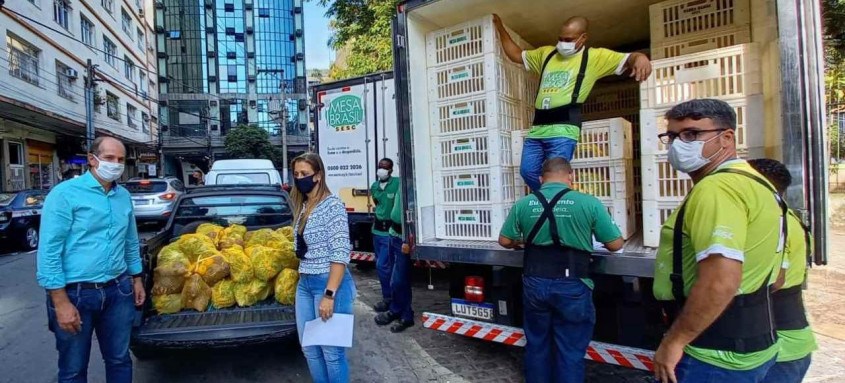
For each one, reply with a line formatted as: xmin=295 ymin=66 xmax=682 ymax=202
xmin=2 ymin=224 xmax=844 ymax=382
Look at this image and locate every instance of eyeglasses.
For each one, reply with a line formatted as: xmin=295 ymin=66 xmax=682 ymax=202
xmin=657 ymin=129 xmax=728 ymax=144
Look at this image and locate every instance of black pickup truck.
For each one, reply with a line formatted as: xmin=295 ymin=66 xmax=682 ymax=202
xmin=130 ymin=185 xmax=295 ymax=358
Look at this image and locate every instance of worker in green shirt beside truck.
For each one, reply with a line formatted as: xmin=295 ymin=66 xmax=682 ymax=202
xmin=748 ymin=158 xmax=817 ymax=383
xmin=370 ymin=158 xmax=400 ymax=313
xmin=652 ymin=99 xmax=789 ymax=383
xmin=374 ymin=186 xmax=415 ymax=333
xmin=498 ymin=157 xmax=623 ymax=383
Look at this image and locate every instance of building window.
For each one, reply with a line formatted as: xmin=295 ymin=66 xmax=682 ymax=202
xmin=107 ymin=92 xmax=120 ymax=120
xmin=139 ymin=72 xmax=147 ymax=98
xmin=6 ymin=34 xmax=40 ymax=86
xmin=141 ymin=112 xmax=150 ymax=133
xmin=137 ymin=28 xmax=144 ymax=51
xmin=127 ymin=103 xmax=137 ymax=129
xmin=122 ymin=9 xmax=133 ymax=38
xmin=8 ymin=142 xmax=24 ymax=166
xmin=168 ymin=30 xmax=181 ymax=39
xmin=227 ymin=65 xmax=238 ymax=82
xmin=81 ymin=17 xmax=95 ymax=46
xmin=224 ymin=3 xmax=235 ymax=12
xmin=56 ymin=61 xmax=76 ymax=101
xmin=54 ymin=0 xmax=71 ymax=30
xmin=101 ymin=0 xmax=113 ymax=14
xmin=124 ymin=56 xmax=135 ymax=82
xmin=258 ymin=8 xmax=270 ymax=17
xmin=104 ymin=37 xmax=117 ymax=67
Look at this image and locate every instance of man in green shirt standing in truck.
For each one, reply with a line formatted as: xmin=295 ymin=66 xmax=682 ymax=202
xmin=370 ymin=158 xmax=400 ymax=313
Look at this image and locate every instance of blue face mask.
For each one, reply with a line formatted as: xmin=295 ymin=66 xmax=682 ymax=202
xmin=295 ymin=175 xmax=317 ymax=194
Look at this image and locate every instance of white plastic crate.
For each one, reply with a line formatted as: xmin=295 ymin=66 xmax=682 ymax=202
xmin=572 ymin=159 xmax=635 ymax=204
xmin=572 ymin=118 xmax=633 ymax=162
xmin=604 ymin=198 xmax=637 ymax=240
xmin=430 ymin=93 xmax=523 ymax=136
xmin=428 ymin=55 xmax=523 ymax=102
xmin=582 ymin=81 xmax=640 ymax=121
xmin=435 ymin=203 xmax=513 ymax=241
xmin=649 ymin=0 xmax=751 ymax=46
xmin=426 ymin=15 xmax=533 ymax=68
xmin=511 ymin=129 xmax=526 ymax=167
xmin=640 ymin=94 xmax=763 ymax=155
xmin=433 ymin=131 xmax=513 ymax=171
xmin=641 ymin=154 xmax=693 ymax=203
xmin=640 ymin=44 xmax=762 ymax=109
xmin=651 ymin=26 xmax=751 ymax=59
xmin=523 ymin=72 xmax=540 ymax=113
xmin=523 ymin=107 xmax=536 ymax=130
xmin=642 ymin=200 xmax=681 ymax=247
xmin=434 ymin=166 xmax=519 ymax=205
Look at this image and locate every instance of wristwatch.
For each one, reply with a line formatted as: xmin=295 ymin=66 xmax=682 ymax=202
xmin=324 ymin=289 xmax=335 ymax=300
xmin=131 ymin=272 xmax=144 ymax=279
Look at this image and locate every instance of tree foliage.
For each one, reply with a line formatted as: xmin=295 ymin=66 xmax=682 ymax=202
xmin=316 ymin=0 xmax=399 ymax=79
xmin=223 ymin=125 xmax=285 ymax=168
xmin=825 ymin=1 xmax=845 ymax=159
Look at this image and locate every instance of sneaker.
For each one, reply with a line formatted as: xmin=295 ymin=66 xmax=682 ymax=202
xmin=373 ymin=300 xmax=391 ymax=312
xmin=390 ymin=320 xmax=414 ymax=333
xmin=374 ymin=311 xmax=399 ymax=326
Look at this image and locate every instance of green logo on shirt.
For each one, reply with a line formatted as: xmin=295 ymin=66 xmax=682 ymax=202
xmin=539 ymin=71 xmax=571 ymax=94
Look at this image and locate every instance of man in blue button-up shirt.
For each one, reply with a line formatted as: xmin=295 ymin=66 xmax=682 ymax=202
xmin=37 ymin=137 xmax=145 ymax=383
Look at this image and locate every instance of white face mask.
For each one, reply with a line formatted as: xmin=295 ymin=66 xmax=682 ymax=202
xmin=376 ymin=168 xmax=390 ymax=181
xmin=556 ymin=35 xmax=583 ymax=57
xmin=93 ymin=155 xmax=125 ymax=182
xmin=667 ymin=132 xmax=725 ymax=174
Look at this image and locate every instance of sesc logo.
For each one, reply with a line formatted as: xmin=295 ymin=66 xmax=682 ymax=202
xmin=327 ymin=95 xmax=364 ymax=132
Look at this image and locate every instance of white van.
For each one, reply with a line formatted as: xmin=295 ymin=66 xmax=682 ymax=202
xmin=204 ymin=159 xmax=284 ymax=186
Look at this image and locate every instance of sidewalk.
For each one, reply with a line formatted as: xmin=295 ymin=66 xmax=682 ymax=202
xmin=802 ymin=200 xmax=845 ymax=382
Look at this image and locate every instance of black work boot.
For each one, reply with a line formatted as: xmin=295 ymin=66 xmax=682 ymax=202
xmin=373 ymin=300 xmax=391 ymax=312
xmin=374 ymin=311 xmax=399 ymax=326
xmin=390 ymin=320 xmax=414 ymax=333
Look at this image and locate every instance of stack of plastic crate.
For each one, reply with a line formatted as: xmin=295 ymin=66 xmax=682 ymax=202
xmin=426 ymin=15 xmax=533 ymax=241
xmin=641 ymin=0 xmax=759 ymax=247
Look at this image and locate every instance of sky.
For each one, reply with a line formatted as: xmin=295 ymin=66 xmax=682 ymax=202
xmin=303 ymin=1 xmax=335 ymax=71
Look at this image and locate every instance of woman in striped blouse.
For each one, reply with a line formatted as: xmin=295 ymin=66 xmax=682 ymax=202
xmin=291 ymin=153 xmax=356 ymax=383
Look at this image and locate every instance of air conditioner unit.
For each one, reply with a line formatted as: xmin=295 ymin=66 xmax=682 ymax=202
xmin=65 ymin=68 xmax=79 ymax=80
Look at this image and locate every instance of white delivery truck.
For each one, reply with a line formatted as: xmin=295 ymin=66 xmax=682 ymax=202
xmin=389 ymin=0 xmax=829 ymax=371
xmin=313 ymin=72 xmax=402 ymax=262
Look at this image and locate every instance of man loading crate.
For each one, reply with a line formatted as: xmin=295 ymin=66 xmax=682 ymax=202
xmin=493 ymin=14 xmax=652 ymax=191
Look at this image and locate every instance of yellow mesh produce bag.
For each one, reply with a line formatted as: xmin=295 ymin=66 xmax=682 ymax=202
xmin=218 ymin=225 xmax=246 ymax=250
xmin=196 ymin=223 xmax=224 ymax=246
xmin=211 ymin=279 xmax=236 ymax=309
xmin=248 ymin=246 xmax=283 ymax=281
xmin=276 ymin=226 xmax=294 ymax=242
xmin=233 ymin=279 xmax=269 ymax=307
xmin=244 ymin=228 xmax=283 ymax=248
xmin=153 ymin=294 xmax=182 ymax=314
xmin=181 ymin=274 xmax=212 ymax=312
xmin=225 ymin=246 xmax=254 ymax=282
xmin=274 ymin=269 xmax=298 ymax=305
xmin=152 ymin=261 xmax=189 ymax=295
xmin=193 ymin=252 xmax=230 ymax=286
xmin=177 ymin=234 xmax=218 ymax=263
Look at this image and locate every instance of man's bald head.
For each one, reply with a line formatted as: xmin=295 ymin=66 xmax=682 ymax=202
xmin=88 ymin=136 xmax=126 ymax=165
xmin=540 ymin=157 xmax=573 ymax=185
xmin=558 ymin=17 xmax=589 ymax=50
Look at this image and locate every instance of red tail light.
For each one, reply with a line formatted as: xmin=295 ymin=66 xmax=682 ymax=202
xmin=159 ymin=193 xmax=176 ymax=201
xmin=464 ymin=276 xmax=485 ymax=303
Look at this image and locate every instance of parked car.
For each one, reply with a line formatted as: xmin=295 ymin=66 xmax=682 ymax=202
xmin=0 ymin=190 xmax=47 ymax=252
xmin=204 ymin=159 xmax=284 ymax=186
xmin=123 ymin=177 xmax=186 ymax=224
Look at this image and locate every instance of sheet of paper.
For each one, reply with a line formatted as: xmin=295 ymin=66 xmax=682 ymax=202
xmin=301 ymin=313 xmax=354 ymax=348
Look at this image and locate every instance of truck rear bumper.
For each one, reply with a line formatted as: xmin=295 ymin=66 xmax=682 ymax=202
xmin=421 ymin=312 xmax=656 ymax=372
xmin=132 ymin=305 xmax=297 ymax=349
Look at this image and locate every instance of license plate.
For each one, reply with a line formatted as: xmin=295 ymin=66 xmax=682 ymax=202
xmin=133 ymin=200 xmax=150 ymax=206
xmin=451 ymin=298 xmax=495 ymax=321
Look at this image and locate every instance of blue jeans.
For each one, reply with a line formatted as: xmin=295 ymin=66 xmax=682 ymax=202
xmin=675 ymin=354 xmax=776 ymax=383
xmin=522 ymin=276 xmax=595 ymax=383
xmin=295 ymin=269 xmax=357 ymax=383
xmin=520 ymin=136 xmax=578 ymax=192
xmin=761 ymin=355 xmax=811 ymax=383
xmin=388 ymin=236 xmax=414 ymax=322
xmin=373 ymin=234 xmax=394 ymax=303
xmin=46 ymin=275 xmax=136 ymax=383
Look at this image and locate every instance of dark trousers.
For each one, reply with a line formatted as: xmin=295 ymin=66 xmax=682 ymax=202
xmin=388 ymin=235 xmax=414 ymax=322
xmin=676 ymin=353 xmax=776 ymax=383
xmin=47 ymin=276 xmax=136 ymax=383
xmin=522 ymin=276 xmax=595 ymax=383
xmin=373 ymin=233 xmax=394 ymax=303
